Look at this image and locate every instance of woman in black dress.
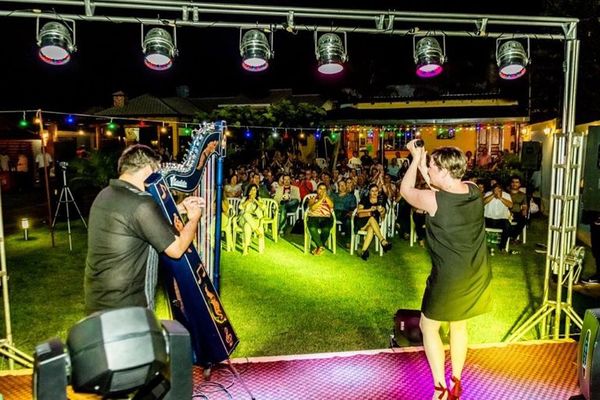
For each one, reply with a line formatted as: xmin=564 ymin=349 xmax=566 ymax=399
xmin=400 ymin=140 xmax=491 ymax=400
xmin=355 ymin=184 xmax=392 ymax=260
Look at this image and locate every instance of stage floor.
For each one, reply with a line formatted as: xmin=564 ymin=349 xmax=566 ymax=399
xmin=0 ymin=340 xmax=580 ymax=399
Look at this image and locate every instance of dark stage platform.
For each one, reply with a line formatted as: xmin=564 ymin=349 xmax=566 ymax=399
xmin=0 ymin=340 xmax=581 ymax=399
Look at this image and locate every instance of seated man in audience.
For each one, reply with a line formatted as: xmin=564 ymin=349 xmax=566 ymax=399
xmin=331 ymin=180 xmax=357 ymax=240
xmin=297 ymin=168 xmax=316 ymax=199
xmin=508 ymin=176 xmax=528 ymax=242
xmin=348 ymin=150 xmax=362 ymax=171
xmin=274 ymin=174 xmax=301 ymax=235
xmin=306 ymin=183 xmax=335 ymax=255
xmin=483 ymin=183 xmax=513 ymax=253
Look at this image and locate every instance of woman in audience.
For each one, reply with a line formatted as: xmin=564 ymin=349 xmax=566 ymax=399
xmin=354 ymin=184 xmax=392 ymax=260
xmin=224 ymin=174 xmax=243 ymax=198
xmin=306 ymin=183 xmax=335 ymax=255
xmin=238 ymin=184 xmax=266 ymax=255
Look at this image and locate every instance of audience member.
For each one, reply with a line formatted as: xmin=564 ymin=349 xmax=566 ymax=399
xmin=274 ymin=174 xmax=301 ymax=235
xmin=306 ymin=183 xmax=335 ymax=255
xmin=354 ymin=184 xmax=392 ymax=260
xmin=483 ymin=183 xmax=513 ymax=253
xmin=238 ymin=184 xmax=266 ymax=255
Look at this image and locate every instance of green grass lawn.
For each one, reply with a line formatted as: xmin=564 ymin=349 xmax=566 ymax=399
xmin=0 ymin=216 xmax=596 ymax=363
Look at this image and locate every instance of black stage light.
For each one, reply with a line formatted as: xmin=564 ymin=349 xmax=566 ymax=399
xmin=33 ymin=307 xmax=192 ymax=400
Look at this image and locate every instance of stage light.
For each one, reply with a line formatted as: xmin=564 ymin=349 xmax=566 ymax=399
xmin=496 ymin=39 xmax=529 ymax=80
xmin=414 ymin=36 xmax=446 ymax=78
xmin=315 ymin=32 xmax=347 ymax=75
xmin=37 ymin=20 xmax=76 ymax=65
xmin=142 ymin=26 xmax=177 ymax=71
xmin=21 ymin=218 xmax=29 ymax=240
xmin=33 ymin=307 xmax=193 ymax=400
xmin=240 ymin=29 xmax=272 ymax=72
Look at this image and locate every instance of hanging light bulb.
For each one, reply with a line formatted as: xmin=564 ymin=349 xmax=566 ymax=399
xmin=244 ymin=127 xmax=253 ymax=139
xmin=142 ymin=27 xmax=177 ymax=71
xmin=240 ymin=29 xmax=272 ymax=72
xmin=271 ymin=128 xmax=279 ymax=138
xmin=37 ymin=21 xmax=76 ymax=65
xmin=19 ymin=112 xmax=29 ymax=128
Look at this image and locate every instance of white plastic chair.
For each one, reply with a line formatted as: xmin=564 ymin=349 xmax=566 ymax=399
xmin=260 ymin=198 xmax=279 ymax=242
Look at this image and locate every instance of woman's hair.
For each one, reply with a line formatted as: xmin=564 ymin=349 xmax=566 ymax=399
xmin=245 ymin=183 xmax=258 ymax=197
xmin=430 ymin=147 xmax=467 ymax=179
xmin=118 ymin=144 xmax=161 ymax=175
xmin=368 ymin=183 xmax=379 ymax=192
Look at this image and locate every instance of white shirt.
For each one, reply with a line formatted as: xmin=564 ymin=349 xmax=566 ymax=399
xmin=35 ymin=152 xmax=52 ymax=168
xmin=348 ymin=157 xmax=362 ymax=169
xmin=484 ymin=191 xmax=512 ymax=220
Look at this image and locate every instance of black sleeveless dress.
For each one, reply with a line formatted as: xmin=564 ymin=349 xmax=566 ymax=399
xmin=422 ymin=184 xmax=492 ymax=321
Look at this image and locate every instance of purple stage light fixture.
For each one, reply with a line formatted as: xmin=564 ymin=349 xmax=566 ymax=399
xmin=142 ymin=27 xmax=177 ymax=71
xmin=240 ymin=29 xmax=272 ymax=72
xmin=414 ymin=36 xmax=446 ymax=78
xmin=37 ymin=21 xmax=76 ymax=66
xmin=315 ymin=32 xmax=348 ymax=75
xmin=496 ymin=40 xmax=529 ymax=80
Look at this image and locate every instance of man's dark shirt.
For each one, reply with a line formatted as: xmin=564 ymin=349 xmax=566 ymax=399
xmin=84 ymin=179 xmax=175 ymax=314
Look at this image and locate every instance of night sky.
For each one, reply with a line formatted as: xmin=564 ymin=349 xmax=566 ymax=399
xmin=0 ymin=1 xmax=553 ymax=112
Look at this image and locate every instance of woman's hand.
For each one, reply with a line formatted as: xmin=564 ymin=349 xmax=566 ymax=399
xmin=407 ymin=139 xmax=426 ymax=164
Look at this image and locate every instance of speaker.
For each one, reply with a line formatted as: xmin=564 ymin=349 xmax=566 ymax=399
xmin=32 ymin=338 xmax=68 ymax=400
xmin=161 ymin=319 xmax=192 ymax=400
xmin=578 ymin=309 xmax=600 ymax=400
xmin=521 ymin=141 xmax=542 ymax=170
xmin=583 ymin=127 xmax=600 ymax=213
xmin=393 ymin=309 xmax=423 ymax=345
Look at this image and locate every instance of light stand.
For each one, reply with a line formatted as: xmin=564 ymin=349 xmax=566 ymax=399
xmin=0 ymin=184 xmax=34 ymax=369
xmin=507 ymin=39 xmax=583 ymax=342
xmin=51 ymin=162 xmax=87 ymax=251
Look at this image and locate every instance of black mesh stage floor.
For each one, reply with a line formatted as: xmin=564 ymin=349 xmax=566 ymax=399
xmin=0 ymin=340 xmax=581 ymax=399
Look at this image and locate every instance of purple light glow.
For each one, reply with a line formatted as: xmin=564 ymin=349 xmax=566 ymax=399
xmin=499 ymin=65 xmax=526 ymax=80
xmin=318 ymin=63 xmax=344 ymax=75
xmin=144 ymin=54 xmax=173 ymax=71
xmin=416 ymin=64 xmax=443 ymax=78
xmin=39 ymin=46 xmax=70 ymax=65
xmin=242 ymin=58 xmax=268 ymax=72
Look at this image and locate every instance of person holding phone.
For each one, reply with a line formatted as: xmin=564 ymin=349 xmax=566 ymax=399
xmin=400 ymin=140 xmax=491 ymax=400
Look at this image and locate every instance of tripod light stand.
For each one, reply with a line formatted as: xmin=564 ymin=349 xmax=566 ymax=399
xmin=51 ymin=162 xmax=87 ymax=251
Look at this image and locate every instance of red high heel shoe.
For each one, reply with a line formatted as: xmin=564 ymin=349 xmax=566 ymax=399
xmin=448 ymin=376 xmax=462 ymax=400
xmin=434 ymin=383 xmax=448 ymax=400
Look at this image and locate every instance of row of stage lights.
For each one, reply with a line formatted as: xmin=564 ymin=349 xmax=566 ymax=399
xmin=37 ymin=19 xmax=529 ymax=79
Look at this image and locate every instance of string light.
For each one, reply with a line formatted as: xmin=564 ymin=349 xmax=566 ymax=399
xmin=19 ymin=111 xmax=28 ymax=127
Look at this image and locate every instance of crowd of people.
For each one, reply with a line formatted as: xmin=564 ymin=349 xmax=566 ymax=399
xmin=221 ymin=146 xmax=533 ymax=258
